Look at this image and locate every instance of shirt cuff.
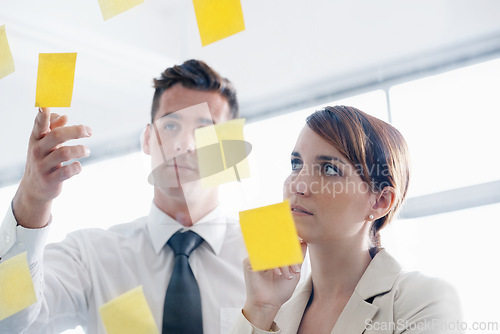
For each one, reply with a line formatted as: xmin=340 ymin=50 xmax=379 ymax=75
xmin=0 ymin=203 xmax=49 ymax=264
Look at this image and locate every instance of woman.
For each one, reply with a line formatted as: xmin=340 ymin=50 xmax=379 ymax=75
xmin=233 ymin=106 xmax=462 ymax=333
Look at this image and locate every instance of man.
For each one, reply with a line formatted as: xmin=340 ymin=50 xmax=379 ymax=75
xmin=0 ymin=59 xmax=247 ymax=333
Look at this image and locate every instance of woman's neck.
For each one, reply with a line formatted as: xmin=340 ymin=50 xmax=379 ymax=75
xmin=308 ymin=238 xmax=372 ymax=302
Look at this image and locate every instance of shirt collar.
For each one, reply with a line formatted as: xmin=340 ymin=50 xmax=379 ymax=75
xmin=146 ymin=202 xmax=228 ymax=256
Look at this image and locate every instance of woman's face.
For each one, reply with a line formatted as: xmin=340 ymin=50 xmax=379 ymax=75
xmin=283 ymin=125 xmax=375 ymax=245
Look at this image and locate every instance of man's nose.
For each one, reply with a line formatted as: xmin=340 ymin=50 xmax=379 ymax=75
xmin=174 ymin=131 xmax=196 ymax=153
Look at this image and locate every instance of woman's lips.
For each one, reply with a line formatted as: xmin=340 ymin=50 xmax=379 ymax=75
xmin=290 ymin=204 xmax=313 ymax=216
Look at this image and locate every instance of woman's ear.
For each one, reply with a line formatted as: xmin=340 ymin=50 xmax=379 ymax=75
xmin=142 ymin=124 xmax=151 ymax=155
xmin=370 ymin=186 xmax=396 ymax=220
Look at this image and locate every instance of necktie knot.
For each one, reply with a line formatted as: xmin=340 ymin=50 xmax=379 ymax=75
xmin=168 ymin=230 xmax=203 ymax=257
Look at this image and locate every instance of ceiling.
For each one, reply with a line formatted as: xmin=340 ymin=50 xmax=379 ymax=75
xmin=1 ymin=0 xmax=500 ymax=186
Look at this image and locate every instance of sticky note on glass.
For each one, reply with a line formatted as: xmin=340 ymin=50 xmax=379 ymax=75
xmin=35 ymin=53 xmax=77 ymax=108
xmin=192 ymin=0 xmax=245 ymax=46
xmin=0 ymin=252 xmax=37 ymax=321
xmin=0 ymin=25 xmax=15 ymax=80
xmin=97 ymin=0 xmax=144 ymax=20
xmin=239 ymin=200 xmax=303 ymax=271
xmin=195 ymin=118 xmax=251 ymax=188
xmin=100 ymin=286 xmax=159 ymax=334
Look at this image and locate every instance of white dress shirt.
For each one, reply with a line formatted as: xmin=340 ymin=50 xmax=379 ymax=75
xmin=0 ymin=202 xmax=248 ymax=334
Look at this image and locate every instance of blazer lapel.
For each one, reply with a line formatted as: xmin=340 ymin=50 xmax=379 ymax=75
xmin=276 ymin=250 xmax=403 ymax=334
xmin=275 ymin=276 xmax=313 ymax=333
xmin=333 ymin=249 xmax=403 ymax=334
xmin=331 ymin=292 xmax=378 ymax=334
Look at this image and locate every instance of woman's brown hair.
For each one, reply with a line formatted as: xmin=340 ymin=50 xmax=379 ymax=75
xmin=306 ymin=105 xmax=410 ymax=248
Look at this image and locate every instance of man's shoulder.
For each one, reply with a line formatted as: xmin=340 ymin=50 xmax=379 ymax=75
xmin=106 ymin=216 xmax=148 ymax=235
xmin=66 ymin=215 xmax=148 ymax=243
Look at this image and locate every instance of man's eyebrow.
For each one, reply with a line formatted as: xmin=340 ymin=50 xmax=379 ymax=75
xmin=159 ymin=112 xmax=181 ymax=120
xmin=197 ymin=117 xmax=214 ymax=125
xmin=316 ymin=155 xmax=347 ymax=165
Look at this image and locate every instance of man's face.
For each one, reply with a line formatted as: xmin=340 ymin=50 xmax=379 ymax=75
xmin=144 ymin=84 xmax=232 ymax=190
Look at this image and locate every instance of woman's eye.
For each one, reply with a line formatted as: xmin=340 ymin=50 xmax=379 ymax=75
xmin=323 ymin=163 xmax=341 ymax=176
xmin=291 ymin=159 xmax=303 ymax=171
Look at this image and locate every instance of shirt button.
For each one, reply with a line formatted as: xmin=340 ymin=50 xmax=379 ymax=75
xmin=5 ymin=235 xmax=11 ymax=243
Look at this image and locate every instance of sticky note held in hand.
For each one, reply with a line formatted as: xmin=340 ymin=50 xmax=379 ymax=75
xmin=195 ymin=118 xmax=251 ymax=188
xmin=35 ymin=53 xmax=77 ymax=108
xmin=97 ymin=0 xmax=144 ymax=21
xmin=239 ymin=200 xmax=303 ymax=271
xmin=0 ymin=25 xmax=15 ymax=80
xmin=99 ymin=286 xmax=159 ymax=334
xmin=0 ymin=252 xmax=37 ymax=321
xmin=192 ymin=0 xmax=245 ymax=46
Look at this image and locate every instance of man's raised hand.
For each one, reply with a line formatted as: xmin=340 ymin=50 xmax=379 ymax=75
xmin=12 ymin=108 xmax=92 ymax=228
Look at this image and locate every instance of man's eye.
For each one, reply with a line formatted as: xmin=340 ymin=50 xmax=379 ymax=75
xmin=291 ymin=159 xmax=303 ymax=171
xmin=323 ymin=163 xmax=341 ymax=176
xmin=164 ymin=122 xmax=179 ymax=131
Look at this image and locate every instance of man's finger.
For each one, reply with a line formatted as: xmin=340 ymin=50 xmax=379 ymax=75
xmin=50 ymin=114 xmax=68 ymax=130
xmin=32 ymin=108 xmax=51 ymax=141
xmin=41 ymin=125 xmax=92 ymax=152
xmin=50 ymin=161 xmax=83 ymax=182
xmin=44 ymin=145 xmax=90 ymax=171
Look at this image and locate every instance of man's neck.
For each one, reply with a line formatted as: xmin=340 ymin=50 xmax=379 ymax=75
xmin=153 ymin=186 xmax=218 ymax=226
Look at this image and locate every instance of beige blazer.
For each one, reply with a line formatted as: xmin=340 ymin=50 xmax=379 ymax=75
xmin=233 ymin=249 xmax=463 ymax=334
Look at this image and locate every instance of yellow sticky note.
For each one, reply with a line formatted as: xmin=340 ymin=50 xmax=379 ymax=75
xmin=35 ymin=53 xmax=77 ymax=108
xmin=99 ymin=286 xmax=159 ymax=334
xmin=0 ymin=25 xmax=15 ymax=79
xmin=195 ymin=118 xmax=251 ymax=188
xmin=97 ymin=0 xmax=144 ymax=21
xmin=0 ymin=252 xmax=37 ymax=321
xmin=192 ymin=0 xmax=245 ymax=46
xmin=239 ymin=200 xmax=303 ymax=271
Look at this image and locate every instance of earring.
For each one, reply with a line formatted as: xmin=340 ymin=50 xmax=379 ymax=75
xmin=369 ymin=214 xmax=374 ymax=220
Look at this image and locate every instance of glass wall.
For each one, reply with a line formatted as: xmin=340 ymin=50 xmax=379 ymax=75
xmin=1 ymin=57 xmax=499 ymax=333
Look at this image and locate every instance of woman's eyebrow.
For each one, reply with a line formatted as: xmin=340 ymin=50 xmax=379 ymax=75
xmin=316 ymin=155 xmax=347 ymax=165
xmin=291 ymin=151 xmax=301 ymax=158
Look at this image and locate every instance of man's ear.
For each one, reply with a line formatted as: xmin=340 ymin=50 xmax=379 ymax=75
xmin=370 ymin=186 xmax=396 ymax=220
xmin=142 ymin=124 xmax=151 ymax=155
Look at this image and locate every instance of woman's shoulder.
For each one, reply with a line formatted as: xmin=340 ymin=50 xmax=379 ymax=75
xmin=391 ymin=270 xmax=463 ymax=327
xmin=394 ymin=270 xmax=458 ymax=297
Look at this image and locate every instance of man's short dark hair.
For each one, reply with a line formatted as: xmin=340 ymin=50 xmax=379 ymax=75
xmin=151 ymin=59 xmax=239 ymax=122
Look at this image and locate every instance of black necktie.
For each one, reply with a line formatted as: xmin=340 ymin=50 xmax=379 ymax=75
xmin=163 ymin=230 xmax=204 ymax=334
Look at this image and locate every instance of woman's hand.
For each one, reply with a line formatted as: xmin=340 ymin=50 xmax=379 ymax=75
xmin=241 ymin=240 xmax=307 ymax=331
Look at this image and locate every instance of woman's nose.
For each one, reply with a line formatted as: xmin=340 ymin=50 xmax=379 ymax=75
xmin=288 ymin=169 xmax=311 ymax=197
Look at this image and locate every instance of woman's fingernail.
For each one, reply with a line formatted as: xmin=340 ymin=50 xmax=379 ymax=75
xmin=84 ymin=147 xmax=90 ymax=156
xmin=39 ymin=108 xmax=43 ymax=113
xmin=85 ymin=126 xmax=92 ymax=136
xmin=292 ymin=265 xmax=301 ymax=273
